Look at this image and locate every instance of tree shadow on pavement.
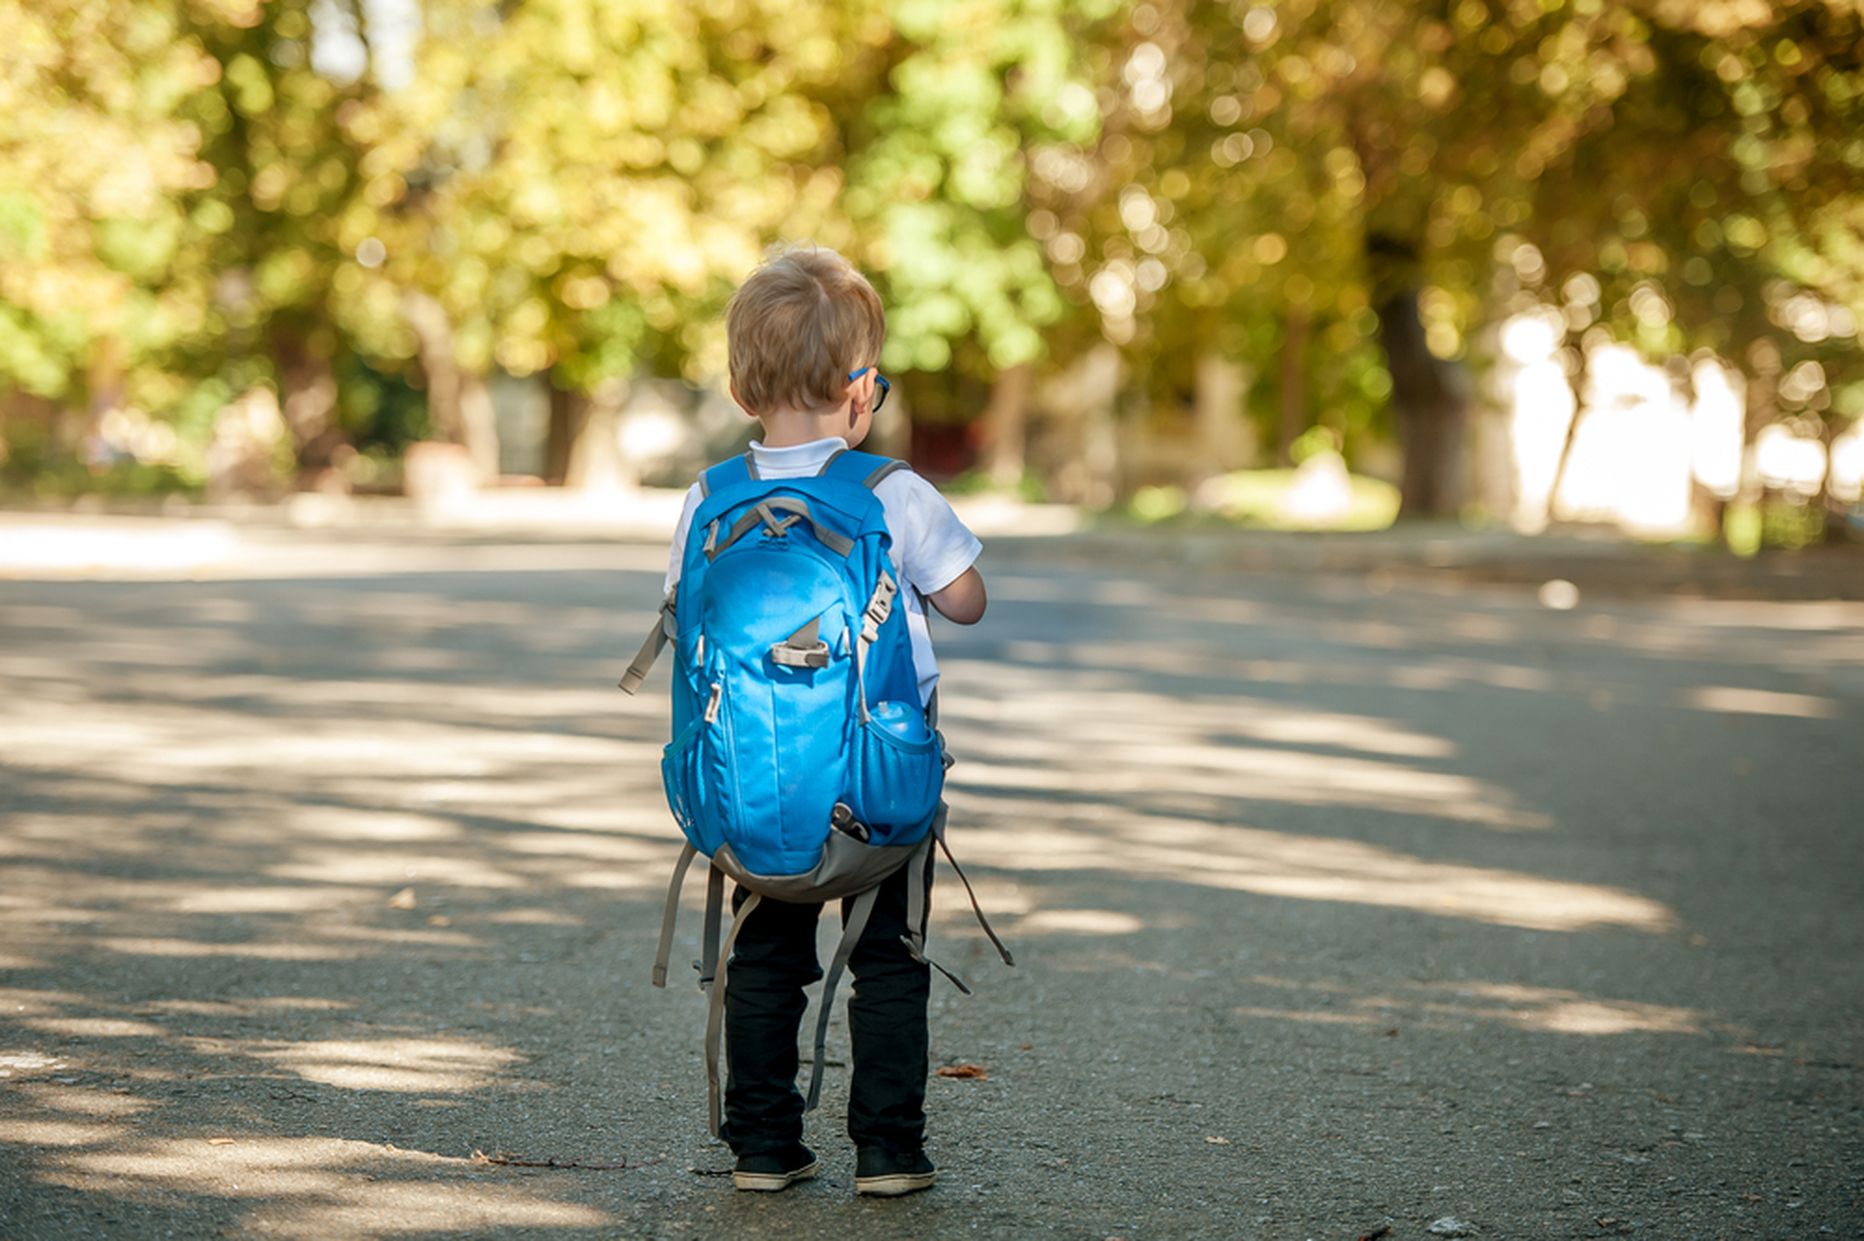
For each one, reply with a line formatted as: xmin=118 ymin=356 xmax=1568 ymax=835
xmin=1 ymin=537 xmax=1859 ymax=1238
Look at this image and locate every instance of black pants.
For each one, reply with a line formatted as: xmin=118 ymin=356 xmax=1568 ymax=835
xmin=720 ymin=853 xmax=933 ymax=1158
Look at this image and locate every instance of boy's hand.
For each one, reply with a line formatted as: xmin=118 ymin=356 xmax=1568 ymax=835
xmin=927 ymin=568 xmax=987 ymax=625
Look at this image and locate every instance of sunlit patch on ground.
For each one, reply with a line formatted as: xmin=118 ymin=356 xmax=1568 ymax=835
xmin=1235 ymin=976 xmax=1712 ymax=1037
xmin=242 ymin=1037 xmax=525 ymax=1092
xmin=41 ymin=1137 xmax=611 ymax=1238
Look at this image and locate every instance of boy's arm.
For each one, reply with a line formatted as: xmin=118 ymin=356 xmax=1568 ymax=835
xmin=880 ymin=469 xmax=986 ymax=624
xmin=927 ymin=566 xmax=986 ymax=624
xmin=663 ymin=484 xmax=703 ymax=595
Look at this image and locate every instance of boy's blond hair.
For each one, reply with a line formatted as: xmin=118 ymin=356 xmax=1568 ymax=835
xmin=727 ymin=245 xmax=885 ymax=415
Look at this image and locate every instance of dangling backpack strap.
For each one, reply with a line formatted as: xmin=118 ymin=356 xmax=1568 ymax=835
xmin=930 ymin=803 xmax=1015 ymax=968
xmin=900 ymin=833 xmax=973 ymax=995
xmin=703 ymin=889 xmax=762 ymax=1137
xmin=650 ymin=842 xmax=699 ymax=987
xmin=618 ymin=583 xmax=677 ymax=694
xmin=804 ymin=884 xmax=879 ymax=1112
xmin=698 ymin=863 xmax=724 ymax=988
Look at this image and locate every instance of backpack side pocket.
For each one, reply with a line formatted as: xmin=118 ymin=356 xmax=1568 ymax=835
xmin=846 ymin=701 xmax=944 ymax=844
xmin=661 ymin=714 xmax=708 ymax=849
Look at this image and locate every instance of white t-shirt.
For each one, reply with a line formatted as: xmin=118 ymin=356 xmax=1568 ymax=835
xmin=664 ymin=437 xmax=982 ymax=705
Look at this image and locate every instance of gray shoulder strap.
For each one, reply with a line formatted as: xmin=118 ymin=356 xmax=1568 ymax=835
xmin=804 ymin=885 xmax=879 ymax=1113
xmin=699 ymin=864 xmax=724 ymax=987
xmin=618 ymin=586 xmax=677 ymax=695
xmin=863 ymin=459 xmax=909 ymax=489
xmin=703 ymin=889 xmax=760 ymax=1137
xmin=650 ymin=843 xmax=699 ymax=987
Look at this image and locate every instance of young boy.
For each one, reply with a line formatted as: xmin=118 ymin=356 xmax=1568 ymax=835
xmin=662 ymin=245 xmax=987 ymax=1196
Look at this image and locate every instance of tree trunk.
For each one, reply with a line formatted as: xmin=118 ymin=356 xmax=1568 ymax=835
xmin=1193 ymin=350 xmax=1250 ymax=482
xmin=1543 ymin=346 xmax=1589 ymax=525
xmin=273 ymin=329 xmax=348 ymax=487
xmin=1369 ymin=235 xmax=1467 ymax=519
xmin=565 ymin=378 xmax=633 ymax=491
xmin=402 ymin=290 xmax=500 ymax=483
xmin=978 ymin=362 xmax=1033 ymax=487
xmin=1817 ymin=411 xmax=1853 ymax=545
xmin=544 ymin=382 xmax=590 ymax=486
xmin=1276 ymin=310 xmax=1310 ymax=465
xmin=1739 ymin=360 xmax=1776 ymax=549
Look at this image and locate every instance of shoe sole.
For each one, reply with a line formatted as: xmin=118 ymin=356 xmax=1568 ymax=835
xmin=855 ymin=1171 xmax=937 ymax=1197
xmin=732 ymin=1158 xmax=822 ymax=1192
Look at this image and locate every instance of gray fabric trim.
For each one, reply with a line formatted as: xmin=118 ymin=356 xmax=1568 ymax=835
xmin=711 ymin=832 xmax=920 ymax=904
xmin=700 ymin=863 xmax=724 ymax=988
xmin=904 ymin=834 xmax=930 ymax=955
xmin=618 ymin=587 xmax=676 ymax=694
xmin=816 ymin=447 xmax=848 ymax=476
xmin=804 ymin=885 xmax=877 ymax=1112
xmin=705 ymin=496 xmax=854 ymax=561
xmin=742 ymin=450 xmax=760 ymax=480
xmin=769 ymin=616 xmax=828 ymax=668
xmin=862 ymin=459 xmax=909 ymax=490
xmin=651 ymin=842 xmax=699 ymax=988
xmin=703 ymin=890 xmax=760 ymax=1137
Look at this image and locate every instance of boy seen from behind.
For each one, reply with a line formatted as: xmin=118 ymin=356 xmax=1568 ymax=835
xmin=661 ymin=245 xmax=987 ymax=1196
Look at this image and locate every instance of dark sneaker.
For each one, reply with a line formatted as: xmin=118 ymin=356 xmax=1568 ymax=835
xmin=854 ymin=1146 xmax=936 ymax=1197
xmin=732 ymin=1143 xmax=821 ymax=1192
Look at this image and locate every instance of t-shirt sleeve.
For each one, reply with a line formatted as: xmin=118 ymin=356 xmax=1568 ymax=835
xmin=880 ymin=470 xmax=983 ymax=597
xmin=663 ymin=483 xmax=703 ymax=595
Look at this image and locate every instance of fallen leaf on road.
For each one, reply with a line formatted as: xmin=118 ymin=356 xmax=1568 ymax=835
xmin=207 ymin=1137 xmax=236 ymax=1146
xmin=1204 ymin=1136 xmax=1230 ymax=1145
xmin=1357 ymin=1226 xmax=1392 ymax=1241
xmin=936 ymin=1064 xmax=988 ymax=1079
xmin=428 ymin=915 xmax=452 ymax=927
xmin=389 ymin=887 xmax=417 ymax=909
xmin=1427 ymin=1218 xmax=1476 ymax=1237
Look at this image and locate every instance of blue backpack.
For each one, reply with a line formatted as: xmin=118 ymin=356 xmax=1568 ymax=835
xmin=619 ymin=447 xmax=1011 ymax=1134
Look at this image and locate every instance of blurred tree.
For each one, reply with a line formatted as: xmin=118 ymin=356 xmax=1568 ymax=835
xmin=344 ymin=0 xmax=863 ymax=483
xmin=837 ymin=0 xmax=1117 ymax=487
xmin=1515 ymin=0 xmax=1864 ymax=539
xmin=0 ymin=0 xmax=221 ymax=459
xmin=175 ymin=0 xmax=383 ymax=485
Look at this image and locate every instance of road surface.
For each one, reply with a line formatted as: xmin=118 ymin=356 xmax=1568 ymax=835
xmin=1 ymin=520 xmax=1859 ymax=1238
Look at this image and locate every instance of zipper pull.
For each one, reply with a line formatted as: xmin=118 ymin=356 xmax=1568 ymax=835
xmin=703 ymin=681 xmax=722 ymax=724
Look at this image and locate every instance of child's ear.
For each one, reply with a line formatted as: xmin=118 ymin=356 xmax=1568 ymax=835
xmin=729 ymin=381 xmax=755 ymax=418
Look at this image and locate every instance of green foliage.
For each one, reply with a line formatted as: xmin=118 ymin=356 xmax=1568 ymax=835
xmin=3 ymin=0 xmax=1861 ymax=500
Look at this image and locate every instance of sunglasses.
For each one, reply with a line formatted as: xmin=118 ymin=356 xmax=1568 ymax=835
xmin=847 ymin=367 xmax=891 ymax=413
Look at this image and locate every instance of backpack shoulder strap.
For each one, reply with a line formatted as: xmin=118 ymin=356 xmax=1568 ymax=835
xmin=701 ymin=452 xmax=758 ymax=498
xmin=818 ymin=449 xmax=909 ymax=492
xmin=804 ymin=884 xmax=880 ymax=1113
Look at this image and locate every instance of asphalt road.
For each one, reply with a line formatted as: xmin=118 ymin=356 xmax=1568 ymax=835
xmin=1 ymin=522 xmax=1859 ymax=1239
